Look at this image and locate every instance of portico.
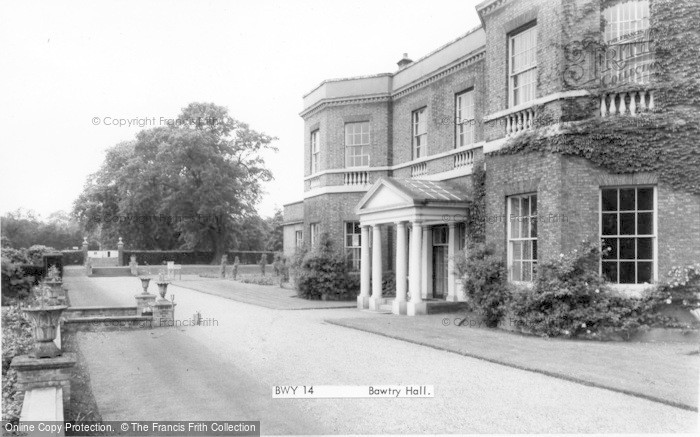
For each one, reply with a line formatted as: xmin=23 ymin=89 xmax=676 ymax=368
xmin=355 ymin=177 xmax=471 ymax=316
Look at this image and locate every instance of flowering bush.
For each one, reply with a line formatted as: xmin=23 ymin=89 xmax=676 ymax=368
xmin=456 ymin=243 xmax=510 ymax=327
xmin=508 ymin=240 xmax=669 ymax=339
xmin=656 ymin=264 xmax=700 ymax=310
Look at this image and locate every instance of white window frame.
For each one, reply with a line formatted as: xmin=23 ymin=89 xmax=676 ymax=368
xmin=509 ymin=25 xmax=538 ymax=107
xmin=345 ymin=122 xmax=370 ymax=168
xmin=344 ymin=221 xmax=361 ymax=271
xmin=599 ymin=186 xmax=657 ymax=284
xmin=412 ymin=107 xmax=427 ymax=159
xmin=603 ymin=0 xmax=652 ymax=85
xmin=310 ymin=130 xmax=320 ymax=174
xmin=455 ymin=90 xmax=475 ymax=148
xmin=507 ymin=193 xmax=538 ymax=282
xmin=309 ymin=223 xmax=320 ymax=246
xmin=295 ymin=230 xmax=303 ymax=248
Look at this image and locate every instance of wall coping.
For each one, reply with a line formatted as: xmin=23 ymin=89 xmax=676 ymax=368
xmin=20 ymin=386 xmax=64 ymax=424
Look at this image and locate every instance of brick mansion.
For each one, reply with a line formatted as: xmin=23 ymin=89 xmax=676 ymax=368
xmin=283 ymin=0 xmax=700 ymax=315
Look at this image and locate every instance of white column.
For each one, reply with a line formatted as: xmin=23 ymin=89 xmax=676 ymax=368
xmin=357 ymin=225 xmax=371 ymax=309
xmin=446 ymin=223 xmax=456 ymax=301
xmin=421 ymin=225 xmax=432 ymax=299
xmin=407 ymin=221 xmax=427 ymax=316
xmin=392 ymin=221 xmax=408 ymax=315
xmin=369 ymin=224 xmax=383 ymax=310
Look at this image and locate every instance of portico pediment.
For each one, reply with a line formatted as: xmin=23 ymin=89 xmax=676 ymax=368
xmin=355 ymin=177 xmax=471 ymax=226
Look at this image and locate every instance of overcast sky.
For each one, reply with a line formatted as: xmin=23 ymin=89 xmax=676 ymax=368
xmin=0 ymin=0 xmax=481 ymax=220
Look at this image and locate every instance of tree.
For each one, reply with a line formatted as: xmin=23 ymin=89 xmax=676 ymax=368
xmin=73 ymin=103 xmax=277 ymax=260
xmin=1 ymin=209 xmax=82 ymax=250
xmin=264 ymin=209 xmax=284 ymax=252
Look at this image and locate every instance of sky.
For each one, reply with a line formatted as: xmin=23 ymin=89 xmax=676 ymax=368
xmin=0 ymin=0 xmax=481 ymax=220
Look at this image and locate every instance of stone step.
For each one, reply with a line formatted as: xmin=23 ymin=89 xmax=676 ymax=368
xmin=91 ymin=267 xmax=133 ymax=277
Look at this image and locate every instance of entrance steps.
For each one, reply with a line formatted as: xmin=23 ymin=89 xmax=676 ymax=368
xmin=365 ymin=297 xmax=468 ymax=315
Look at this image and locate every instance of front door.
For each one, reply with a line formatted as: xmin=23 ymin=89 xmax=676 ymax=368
xmin=432 ymin=226 xmax=448 ymax=299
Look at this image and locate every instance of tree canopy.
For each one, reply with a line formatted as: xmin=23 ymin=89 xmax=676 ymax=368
xmin=73 ymin=103 xmax=278 ymax=260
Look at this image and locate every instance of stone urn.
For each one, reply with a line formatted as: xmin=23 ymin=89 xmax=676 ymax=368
xmin=156 ymin=282 xmax=169 ymax=301
xmin=139 ymin=277 xmax=151 ymax=294
xmin=22 ymin=305 xmax=68 ymax=358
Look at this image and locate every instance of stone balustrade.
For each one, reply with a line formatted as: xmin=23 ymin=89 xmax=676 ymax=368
xmin=505 ymin=107 xmax=535 ymax=136
xmin=344 ymin=171 xmax=370 ymax=186
xmin=453 ymin=150 xmax=474 ymax=168
xmin=410 ymin=162 xmax=427 ymax=178
xmin=600 ymin=90 xmax=655 ymax=117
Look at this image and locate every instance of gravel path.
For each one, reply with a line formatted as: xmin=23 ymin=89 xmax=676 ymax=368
xmin=66 ymin=277 xmax=698 ymax=434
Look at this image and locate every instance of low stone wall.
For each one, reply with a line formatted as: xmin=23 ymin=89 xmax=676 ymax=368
xmin=63 ymin=306 xmax=137 ymax=318
xmin=62 ymin=316 xmax=153 ymax=332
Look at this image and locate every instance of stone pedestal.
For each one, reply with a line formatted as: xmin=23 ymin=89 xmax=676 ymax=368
xmin=10 ymin=354 xmax=76 ymax=405
xmin=357 ymin=295 xmax=370 ymax=310
xmin=152 ymin=300 xmax=176 ymax=327
xmin=135 ymin=294 xmax=156 ymax=316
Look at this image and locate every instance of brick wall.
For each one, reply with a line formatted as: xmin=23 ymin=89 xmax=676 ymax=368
xmin=391 ymin=59 xmax=485 ymax=165
xmin=485 ymin=152 xmax=700 ymax=282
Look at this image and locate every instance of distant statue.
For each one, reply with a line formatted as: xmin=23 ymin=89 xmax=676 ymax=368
xmin=220 ymin=254 xmax=228 ymax=278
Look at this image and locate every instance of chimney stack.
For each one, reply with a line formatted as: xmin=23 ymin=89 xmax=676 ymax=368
xmin=397 ymin=53 xmax=413 ymax=69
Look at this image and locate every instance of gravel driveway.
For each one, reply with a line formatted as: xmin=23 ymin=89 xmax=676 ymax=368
xmin=66 ymin=276 xmax=698 ymax=434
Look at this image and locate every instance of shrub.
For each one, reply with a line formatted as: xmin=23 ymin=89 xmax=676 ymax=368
xmin=508 ymin=240 xmax=669 ymax=339
xmin=2 ymin=305 xmax=33 ymax=423
xmin=659 ymin=263 xmax=700 ymax=309
xmin=381 ymin=271 xmax=396 ymax=297
xmin=0 ymin=248 xmax=29 ymax=265
xmin=456 ymin=243 xmax=510 ymax=327
xmin=1 ymin=259 xmax=35 ymax=305
xmin=295 ymin=233 xmax=355 ymax=300
xmin=239 ymin=274 xmax=278 ymax=286
xmin=26 ymin=245 xmax=55 ymax=265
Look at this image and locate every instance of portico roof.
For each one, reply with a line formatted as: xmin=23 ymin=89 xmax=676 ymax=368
xmin=355 ymin=177 xmax=471 ymax=226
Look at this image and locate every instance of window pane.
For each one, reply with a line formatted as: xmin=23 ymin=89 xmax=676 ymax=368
xmin=620 ymin=188 xmax=636 ymax=210
xmin=512 ymin=241 xmax=522 ymax=260
xmin=522 ymin=196 xmax=530 ymax=217
xmin=602 ymin=262 xmax=618 ymax=282
xmin=602 ymin=189 xmax=618 ymax=211
xmin=512 ymin=261 xmax=522 ymax=281
xmin=620 ymin=213 xmax=635 ymax=234
xmin=637 ymin=262 xmax=652 ymax=283
xmin=620 ymin=238 xmax=635 ymax=259
xmin=620 ymin=262 xmax=636 ymax=283
xmin=532 ymin=240 xmax=537 ymax=260
xmin=637 ymin=237 xmax=653 ymax=259
xmin=602 ymin=213 xmax=617 ymax=235
xmin=637 ymin=212 xmax=653 ymax=235
xmin=602 ymin=238 xmax=618 ymax=259
xmin=530 ymin=195 xmax=537 ymax=215
xmin=522 ymin=262 xmax=532 ymax=281
xmin=531 ymin=217 xmax=538 ymax=238
xmin=521 ymin=216 xmax=529 ymax=238
xmin=523 ymin=241 xmax=532 ymax=260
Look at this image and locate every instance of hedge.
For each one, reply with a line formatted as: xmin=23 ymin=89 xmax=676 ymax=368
xmin=123 ymin=250 xmax=275 ymax=265
xmin=61 ymin=250 xmax=85 ymax=266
